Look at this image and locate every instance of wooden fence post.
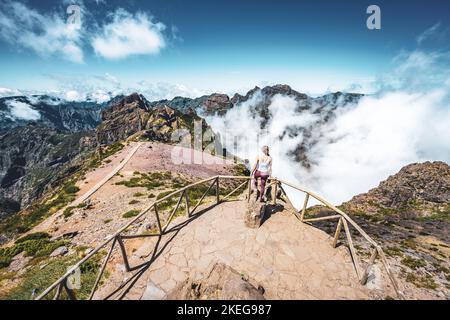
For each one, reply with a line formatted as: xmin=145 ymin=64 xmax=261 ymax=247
xmin=185 ymin=191 xmax=190 ymax=217
xmin=216 ymin=177 xmax=220 ymax=204
xmin=63 ymin=278 xmax=77 ymax=300
xmin=89 ymin=238 xmax=117 ymax=300
xmin=360 ymin=247 xmax=378 ymax=285
xmin=116 ymin=235 xmax=130 ymax=272
xmin=154 ymin=205 xmax=162 ymax=235
xmin=272 ymin=180 xmax=278 ymax=204
xmin=300 ymin=193 xmax=309 ymax=221
xmin=342 ymin=219 xmax=362 ymax=279
xmin=333 ymin=217 xmax=343 ymax=248
xmin=247 ymin=178 xmax=252 ymax=202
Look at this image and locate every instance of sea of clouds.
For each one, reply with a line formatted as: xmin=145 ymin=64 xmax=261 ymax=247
xmin=205 ymin=49 xmax=450 ymax=208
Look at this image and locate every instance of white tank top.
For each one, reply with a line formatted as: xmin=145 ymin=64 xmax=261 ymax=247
xmin=258 ymin=157 xmax=270 ymax=173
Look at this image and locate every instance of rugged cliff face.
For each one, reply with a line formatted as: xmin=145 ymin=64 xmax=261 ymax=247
xmin=151 ymin=93 xmax=232 ymax=116
xmin=305 ymin=162 xmax=449 ymax=299
xmin=342 ymin=161 xmax=450 ymax=219
xmin=96 ymin=93 xmax=150 ymax=144
xmin=0 ymin=125 xmax=94 ymax=218
xmin=96 ymin=93 xmax=207 ymax=144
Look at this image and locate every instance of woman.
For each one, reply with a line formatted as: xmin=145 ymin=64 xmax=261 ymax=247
xmin=251 ymin=145 xmax=272 ymax=202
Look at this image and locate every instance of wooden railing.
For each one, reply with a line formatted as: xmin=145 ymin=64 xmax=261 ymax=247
xmin=35 ymin=175 xmax=403 ymax=300
xmin=266 ymin=178 xmax=403 ymax=299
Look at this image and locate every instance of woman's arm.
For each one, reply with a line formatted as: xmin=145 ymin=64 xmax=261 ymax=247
xmin=251 ymin=156 xmax=259 ymax=175
xmin=268 ymin=157 xmax=273 ymax=176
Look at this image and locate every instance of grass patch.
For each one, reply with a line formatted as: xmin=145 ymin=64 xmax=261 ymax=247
xmin=405 ymin=272 xmax=438 ymax=290
xmin=103 ymin=219 xmax=112 ymax=224
xmin=122 ymin=210 xmax=140 ymax=219
xmin=0 ymin=237 xmax=68 ymax=269
xmin=401 ymin=256 xmax=427 ymax=270
xmin=385 ymin=246 xmax=404 ymax=257
xmin=115 ymin=171 xmax=179 ymax=191
xmin=63 ymin=202 xmax=88 ymax=219
xmin=128 ymin=199 xmax=140 ymax=205
xmin=15 ymin=232 xmax=50 ymax=244
xmin=1 ymin=252 xmax=105 ymax=300
xmin=133 ymin=192 xmax=145 ymax=197
xmin=0 ymin=181 xmax=80 ymax=236
xmin=88 ymin=142 xmax=124 ymax=169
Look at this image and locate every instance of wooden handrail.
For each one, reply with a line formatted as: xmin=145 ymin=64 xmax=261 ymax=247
xmin=36 ymin=175 xmax=403 ymax=300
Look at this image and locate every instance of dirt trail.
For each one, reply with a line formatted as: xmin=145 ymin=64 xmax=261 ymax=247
xmin=30 ymin=142 xmax=142 ymax=234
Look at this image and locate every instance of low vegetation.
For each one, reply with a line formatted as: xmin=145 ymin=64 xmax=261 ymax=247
xmin=1 ymin=251 xmax=105 ymax=300
xmin=401 ymin=256 xmax=427 ymax=270
xmin=88 ymin=142 xmax=124 ymax=169
xmin=122 ymin=210 xmax=140 ymax=219
xmin=63 ymin=202 xmax=88 ymax=219
xmin=0 ymin=232 xmax=68 ymax=269
xmin=405 ymin=272 xmax=438 ymax=290
xmin=0 ymin=181 xmax=80 ymax=236
xmin=115 ymin=171 xmax=174 ymax=190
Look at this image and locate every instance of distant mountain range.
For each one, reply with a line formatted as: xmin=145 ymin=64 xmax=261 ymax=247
xmin=0 ymin=85 xmax=364 ymax=134
xmin=0 ymin=84 xmax=363 ymax=218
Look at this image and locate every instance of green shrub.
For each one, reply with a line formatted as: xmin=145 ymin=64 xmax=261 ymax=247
xmin=128 ymin=199 xmax=140 ymax=205
xmin=0 ymin=238 xmax=68 ymax=269
xmin=122 ymin=210 xmax=140 ymax=219
xmin=0 ymin=256 xmax=12 ymax=269
xmin=1 ymin=252 xmax=104 ymax=300
xmin=133 ymin=192 xmax=145 ymax=197
xmin=401 ymin=256 xmax=427 ymax=270
xmin=63 ymin=206 xmax=76 ymax=218
xmin=156 ymin=190 xmax=173 ymax=200
xmin=63 ymin=183 xmax=80 ymax=195
xmin=15 ymin=232 xmax=50 ymax=244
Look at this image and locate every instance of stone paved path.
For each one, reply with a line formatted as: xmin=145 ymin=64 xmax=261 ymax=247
xmin=98 ymin=200 xmax=370 ymax=300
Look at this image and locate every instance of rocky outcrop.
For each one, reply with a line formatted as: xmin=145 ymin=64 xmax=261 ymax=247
xmin=245 ymin=197 xmax=267 ymax=228
xmin=305 ymin=161 xmax=450 ymax=299
xmin=166 ymin=263 xmax=265 ymax=300
xmin=96 ymin=93 xmax=150 ymax=144
xmin=342 ymin=161 xmax=450 ymax=218
xmin=97 ymin=93 xmax=207 ymax=145
xmin=151 ymin=93 xmax=233 ymax=116
xmin=198 ymin=94 xmax=232 ymax=116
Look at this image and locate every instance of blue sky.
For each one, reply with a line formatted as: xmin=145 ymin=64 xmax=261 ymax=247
xmin=0 ymin=0 xmax=449 ymax=98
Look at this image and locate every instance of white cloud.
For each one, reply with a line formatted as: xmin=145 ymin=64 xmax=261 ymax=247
xmin=92 ymin=9 xmax=166 ymax=60
xmin=66 ymin=90 xmax=83 ymax=101
xmin=7 ymin=100 xmax=41 ymax=120
xmin=0 ymin=1 xmax=84 ymax=63
xmin=206 ymin=48 xmax=450 ymax=207
xmin=306 ymin=90 xmax=450 ymax=204
xmin=0 ymin=87 xmax=22 ymax=97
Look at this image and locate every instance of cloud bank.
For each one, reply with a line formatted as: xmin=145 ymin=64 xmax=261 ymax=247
xmin=206 ymin=48 xmax=450 ymax=208
xmin=7 ymin=100 xmax=41 ymax=120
